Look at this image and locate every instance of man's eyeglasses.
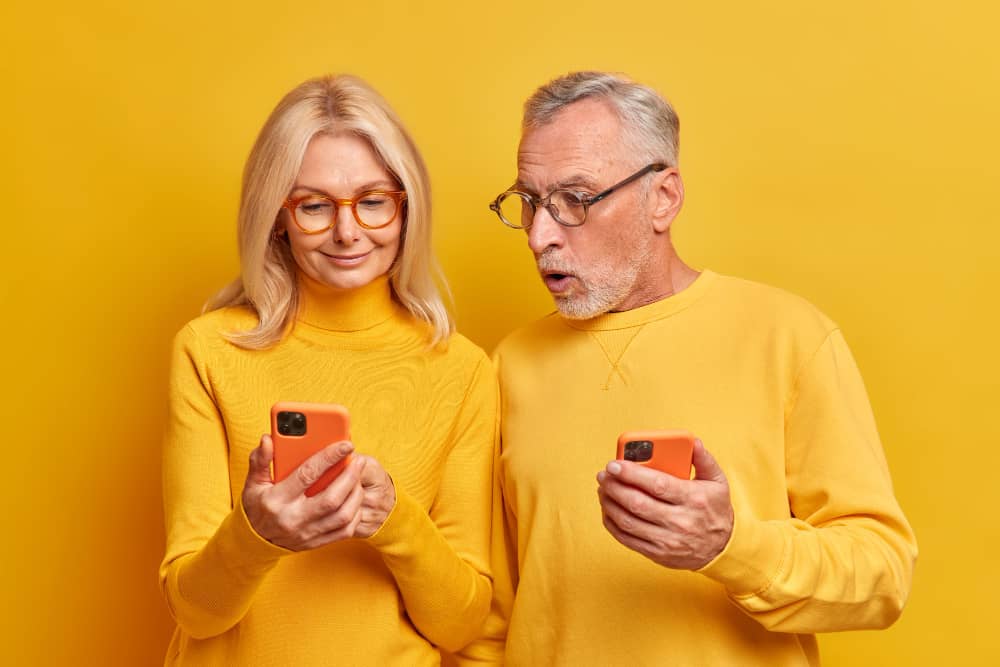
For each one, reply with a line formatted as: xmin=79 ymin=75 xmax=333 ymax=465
xmin=283 ymin=190 xmax=407 ymax=234
xmin=489 ymin=163 xmax=666 ymax=229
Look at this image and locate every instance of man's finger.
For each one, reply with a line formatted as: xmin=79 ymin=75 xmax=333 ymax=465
xmin=602 ymin=511 xmax=658 ymax=558
xmin=605 ymin=460 xmax=686 ymax=503
xmin=599 ymin=475 xmax=673 ymax=525
xmin=599 ymin=490 xmax=665 ymax=544
xmin=691 ymin=440 xmax=727 ymax=483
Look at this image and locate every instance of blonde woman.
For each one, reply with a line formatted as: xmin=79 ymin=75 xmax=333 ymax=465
xmin=159 ymin=75 xmax=497 ymax=665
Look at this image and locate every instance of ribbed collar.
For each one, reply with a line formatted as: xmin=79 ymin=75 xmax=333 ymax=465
xmin=564 ymin=269 xmax=717 ymax=331
xmin=296 ymin=272 xmax=398 ymax=332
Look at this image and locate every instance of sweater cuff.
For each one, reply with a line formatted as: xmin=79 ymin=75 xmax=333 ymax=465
xmin=365 ymin=489 xmax=426 ymax=556
xmin=218 ymin=495 xmax=294 ymax=565
xmin=696 ymin=508 xmax=787 ymax=597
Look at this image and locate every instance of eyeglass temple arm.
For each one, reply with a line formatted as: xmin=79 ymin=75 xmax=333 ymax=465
xmin=587 ymin=163 xmax=667 ymax=206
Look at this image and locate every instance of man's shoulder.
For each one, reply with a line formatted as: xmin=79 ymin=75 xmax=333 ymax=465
xmin=709 ymin=272 xmax=838 ymax=334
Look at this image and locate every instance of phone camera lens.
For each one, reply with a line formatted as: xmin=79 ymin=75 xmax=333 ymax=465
xmin=624 ymin=440 xmax=653 ymax=462
xmin=277 ymin=411 xmax=307 ymax=436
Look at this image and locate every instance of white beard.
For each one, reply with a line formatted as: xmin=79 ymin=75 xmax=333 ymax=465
xmin=549 ymin=235 xmax=655 ymax=320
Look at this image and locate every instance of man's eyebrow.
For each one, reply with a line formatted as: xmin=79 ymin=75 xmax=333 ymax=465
xmin=554 ymin=176 xmax=599 ymax=191
xmin=514 ymin=175 xmax=599 ymax=193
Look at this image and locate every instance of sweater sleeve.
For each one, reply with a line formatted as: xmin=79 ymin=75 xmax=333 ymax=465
xmin=365 ymin=354 xmax=499 ymax=653
xmin=452 ymin=350 xmax=517 ymax=666
xmin=159 ymin=325 xmax=289 ymax=639
xmin=698 ymin=329 xmax=918 ymax=632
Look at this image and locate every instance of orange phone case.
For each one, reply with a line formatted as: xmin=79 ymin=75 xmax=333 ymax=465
xmin=616 ymin=429 xmax=695 ymax=479
xmin=271 ymin=401 xmax=351 ymax=497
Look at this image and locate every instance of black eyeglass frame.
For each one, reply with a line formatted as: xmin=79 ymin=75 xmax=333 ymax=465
xmin=489 ymin=162 xmax=668 ymax=229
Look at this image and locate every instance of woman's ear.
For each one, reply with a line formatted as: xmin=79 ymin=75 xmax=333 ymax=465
xmin=273 ymin=208 xmax=291 ymax=241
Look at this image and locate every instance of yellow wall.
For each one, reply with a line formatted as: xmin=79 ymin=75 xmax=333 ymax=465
xmin=3 ymin=1 xmax=997 ymax=663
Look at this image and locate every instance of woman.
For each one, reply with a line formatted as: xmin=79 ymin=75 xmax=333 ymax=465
xmin=159 ymin=75 xmax=497 ymax=665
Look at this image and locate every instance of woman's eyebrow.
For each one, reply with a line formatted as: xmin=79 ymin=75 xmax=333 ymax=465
xmin=290 ymin=180 xmax=399 ymax=196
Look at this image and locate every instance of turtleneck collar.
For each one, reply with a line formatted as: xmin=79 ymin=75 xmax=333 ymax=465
xmin=563 ymin=269 xmax=717 ymax=331
xmin=295 ymin=272 xmax=399 ymax=332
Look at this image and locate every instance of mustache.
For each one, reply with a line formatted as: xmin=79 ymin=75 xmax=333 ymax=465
xmin=536 ymin=253 xmax=574 ymax=276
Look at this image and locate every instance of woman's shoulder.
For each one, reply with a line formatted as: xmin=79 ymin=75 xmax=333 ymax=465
xmin=426 ymin=331 xmax=494 ymax=386
xmin=172 ymin=305 xmax=259 ymax=352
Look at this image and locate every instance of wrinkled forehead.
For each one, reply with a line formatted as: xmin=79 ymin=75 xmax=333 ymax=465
xmin=516 ymin=99 xmax=626 ymax=190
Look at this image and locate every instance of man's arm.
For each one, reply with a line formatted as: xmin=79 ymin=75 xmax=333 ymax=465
xmin=599 ymin=328 xmax=917 ymax=632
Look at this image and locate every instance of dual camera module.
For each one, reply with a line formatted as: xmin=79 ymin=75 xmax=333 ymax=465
xmin=276 ymin=411 xmax=308 ymax=436
xmin=623 ymin=440 xmax=654 ymax=462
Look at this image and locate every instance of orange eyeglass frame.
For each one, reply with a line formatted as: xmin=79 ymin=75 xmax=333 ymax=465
xmin=282 ymin=190 xmax=408 ymax=233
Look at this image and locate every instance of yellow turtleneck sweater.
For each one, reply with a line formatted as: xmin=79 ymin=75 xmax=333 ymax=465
xmin=160 ymin=275 xmax=498 ymax=666
xmin=461 ymin=270 xmax=916 ymax=666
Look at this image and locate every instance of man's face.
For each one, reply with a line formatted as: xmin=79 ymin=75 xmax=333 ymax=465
xmin=516 ymin=99 xmax=656 ymax=319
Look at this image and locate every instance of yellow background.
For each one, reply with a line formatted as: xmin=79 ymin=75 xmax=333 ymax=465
xmin=3 ymin=0 xmax=997 ymax=664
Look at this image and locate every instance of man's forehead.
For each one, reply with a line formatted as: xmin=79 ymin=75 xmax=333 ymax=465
xmin=516 ymin=99 xmax=623 ymax=187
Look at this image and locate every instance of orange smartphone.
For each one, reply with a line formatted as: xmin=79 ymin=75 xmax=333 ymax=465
xmin=616 ymin=429 xmax=696 ymax=479
xmin=270 ymin=401 xmax=351 ymax=497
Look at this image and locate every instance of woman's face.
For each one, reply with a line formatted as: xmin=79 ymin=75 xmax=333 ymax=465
xmin=282 ymin=132 xmax=403 ymax=291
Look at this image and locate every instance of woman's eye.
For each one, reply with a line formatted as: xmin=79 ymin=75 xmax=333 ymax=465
xmin=299 ymin=200 xmax=332 ymax=215
xmin=359 ymin=197 xmax=389 ymax=209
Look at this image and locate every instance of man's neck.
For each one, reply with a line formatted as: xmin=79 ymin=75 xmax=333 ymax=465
xmin=612 ymin=251 xmax=700 ymax=313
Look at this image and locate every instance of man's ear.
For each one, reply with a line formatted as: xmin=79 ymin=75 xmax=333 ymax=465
xmin=650 ymin=168 xmax=684 ymax=234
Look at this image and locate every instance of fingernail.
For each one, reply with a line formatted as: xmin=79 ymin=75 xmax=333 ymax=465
xmin=338 ymin=443 xmax=353 ymax=455
xmin=607 ymin=461 xmax=622 ymax=475
xmin=596 ymin=471 xmax=606 ymax=483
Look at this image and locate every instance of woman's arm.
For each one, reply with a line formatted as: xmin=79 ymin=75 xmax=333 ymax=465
xmin=160 ymin=325 xmax=367 ymax=638
xmin=159 ymin=325 xmax=290 ymax=639
xmin=362 ymin=353 xmax=500 ymax=653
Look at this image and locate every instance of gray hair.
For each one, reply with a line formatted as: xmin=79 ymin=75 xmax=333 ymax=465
xmin=523 ymin=71 xmax=680 ymax=168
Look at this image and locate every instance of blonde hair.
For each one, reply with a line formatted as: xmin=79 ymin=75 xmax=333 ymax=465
xmin=206 ymin=74 xmax=453 ymax=348
xmin=524 ymin=71 xmax=680 ymax=169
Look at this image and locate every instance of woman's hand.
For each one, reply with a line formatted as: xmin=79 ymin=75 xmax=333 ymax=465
xmin=353 ymin=454 xmax=396 ymax=538
xmin=242 ymin=434 xmax=366 ymax=551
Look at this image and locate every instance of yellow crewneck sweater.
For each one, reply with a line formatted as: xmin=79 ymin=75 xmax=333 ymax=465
xmin=160 ymin=274 xmax=498 ymax=666
xmin=462 ymin=270 xmax=916 ymax=666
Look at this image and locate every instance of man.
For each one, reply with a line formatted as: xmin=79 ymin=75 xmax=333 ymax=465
xmin=462 ymin=72 xmax=917 ymax=665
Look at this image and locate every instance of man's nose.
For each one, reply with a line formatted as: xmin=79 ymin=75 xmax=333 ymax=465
xmin=526 ymin=205 xmax=564 ymax=255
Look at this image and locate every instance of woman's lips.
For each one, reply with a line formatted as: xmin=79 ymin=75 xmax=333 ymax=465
xmin=323 ymin=250 xmax=371 ymax=267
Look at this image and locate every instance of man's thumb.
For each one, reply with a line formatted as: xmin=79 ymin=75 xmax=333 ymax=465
xmin=692 ymin=439 xmax=727 ymax=483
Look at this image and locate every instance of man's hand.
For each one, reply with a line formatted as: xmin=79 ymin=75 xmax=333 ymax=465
xmin=597 ymin=439 xmax=734 ymax=570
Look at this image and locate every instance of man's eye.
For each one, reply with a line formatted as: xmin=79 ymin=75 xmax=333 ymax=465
xmin=556 ymin=191 xmax=589 ymax=207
